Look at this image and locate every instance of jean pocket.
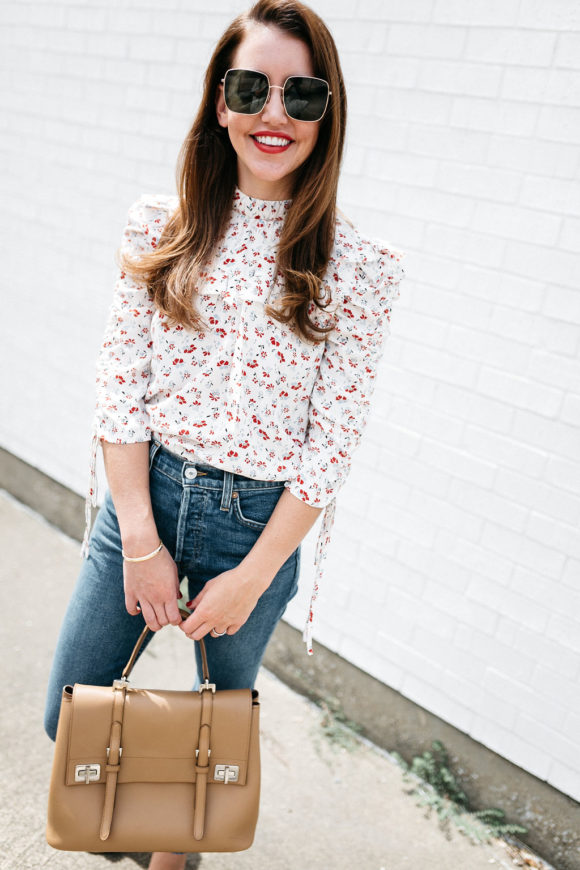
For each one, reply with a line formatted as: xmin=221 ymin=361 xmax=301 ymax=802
xmin=231 ymin=487 xmax=284 ymax=530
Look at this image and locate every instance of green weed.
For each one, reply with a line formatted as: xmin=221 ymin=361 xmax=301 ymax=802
xmin=391 ymin=739 xmax=529 ymax=845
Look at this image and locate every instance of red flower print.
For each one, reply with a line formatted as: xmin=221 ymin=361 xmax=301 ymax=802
xmin=90 ymin=193 xmax=404 ymax=656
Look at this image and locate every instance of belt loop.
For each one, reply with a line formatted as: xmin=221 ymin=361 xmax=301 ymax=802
xmin=149 ymin=438 xmax=162 ymax=470
xmin=220 ymin=471 xmax=234 ymax=512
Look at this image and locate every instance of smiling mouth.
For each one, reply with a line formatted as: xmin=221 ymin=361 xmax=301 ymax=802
xmin=251 ymin=134 xmax=294 ymax=152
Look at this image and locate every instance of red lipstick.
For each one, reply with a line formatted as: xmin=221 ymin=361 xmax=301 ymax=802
xmin=251 ymin=131 xmax=294 ymax=154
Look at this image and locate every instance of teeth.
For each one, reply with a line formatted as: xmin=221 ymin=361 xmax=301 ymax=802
xmin=254 ymin=136 xmax=291 ymax=147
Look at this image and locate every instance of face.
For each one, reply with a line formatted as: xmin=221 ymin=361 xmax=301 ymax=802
xmin=216 ymin=24 xmax=321 ymax=201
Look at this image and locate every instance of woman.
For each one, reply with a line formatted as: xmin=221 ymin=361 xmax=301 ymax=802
xmin=44 ymin=0 xmax=405 ymax=867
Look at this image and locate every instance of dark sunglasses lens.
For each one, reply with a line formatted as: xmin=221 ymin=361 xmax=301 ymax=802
xmin=224 ymin=69 xmax=269 ymax=114
xmin=284 ymin=76 xmax=329 ymax=121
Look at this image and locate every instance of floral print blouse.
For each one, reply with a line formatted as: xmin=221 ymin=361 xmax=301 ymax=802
xmin=81 ymin=187 xmax=406 ymax=655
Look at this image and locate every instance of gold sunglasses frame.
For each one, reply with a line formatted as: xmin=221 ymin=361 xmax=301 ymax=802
xmin=220 ymin=67 xmax=332 ymax=123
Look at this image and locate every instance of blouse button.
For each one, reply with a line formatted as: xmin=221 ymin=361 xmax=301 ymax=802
xmin=184 ymin=467 xmax=198 ymax=480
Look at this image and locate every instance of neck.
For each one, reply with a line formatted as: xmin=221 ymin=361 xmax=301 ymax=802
xmin=236 ymin=170 xmax=294 ymax=202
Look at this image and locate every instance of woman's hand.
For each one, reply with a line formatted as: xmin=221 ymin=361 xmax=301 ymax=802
xmin=123 ymin=544 xmax=183 ymax=631
xmin=100 ymin=440 xmax=182 ymax=631
xmin=179 ymin=568 xmax=267 ymax=641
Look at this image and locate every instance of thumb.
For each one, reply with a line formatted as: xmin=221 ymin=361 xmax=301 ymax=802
xmin=125 ymin=591 xmax=141 ymax=616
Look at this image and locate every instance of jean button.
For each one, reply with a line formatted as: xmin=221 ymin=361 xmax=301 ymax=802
xmin=184 ymin=467 xmax=198 ymax=480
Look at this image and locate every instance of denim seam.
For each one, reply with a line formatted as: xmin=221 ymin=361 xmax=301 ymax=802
xmin=231 ymin=496 xmax=267 ymax=530
xmin=174 ymin=486 xmax=191 ymax=564
xmin=152 ymin=465 xmax=187 ymax=486
xmin=148 ymin=439 xmax=162 ymax=470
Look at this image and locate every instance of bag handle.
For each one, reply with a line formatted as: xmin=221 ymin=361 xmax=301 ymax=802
xmin=99 ymin=609 xmax=213 ymax=842
xmin=120 ymin=606 xmax=211 ymax=686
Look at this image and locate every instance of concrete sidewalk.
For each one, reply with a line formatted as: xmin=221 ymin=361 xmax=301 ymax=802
xmin=0 ymin=489 xmax=537 ymax=870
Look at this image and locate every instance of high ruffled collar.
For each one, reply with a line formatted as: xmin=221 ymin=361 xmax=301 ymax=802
xmin=233 ymin=186 xmax=292 ymax=221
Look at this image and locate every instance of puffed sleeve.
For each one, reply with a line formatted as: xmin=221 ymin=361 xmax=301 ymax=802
xmin=284 ymin=232 xmax=406 ymax=652
xmin=93 ymin=195 xmax=169 ymax=445
xmin=285 ymin=237 xmax=405 ymax=507
xmin=81 ymin=194 xmax=174 ymax=557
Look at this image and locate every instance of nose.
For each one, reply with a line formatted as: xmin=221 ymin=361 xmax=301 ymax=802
xmin=261 ymin=85 xmax=287 ymax=123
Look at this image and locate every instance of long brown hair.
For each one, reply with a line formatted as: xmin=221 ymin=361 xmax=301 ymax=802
xmin=118 ymin=0 xmax=347 ymax=344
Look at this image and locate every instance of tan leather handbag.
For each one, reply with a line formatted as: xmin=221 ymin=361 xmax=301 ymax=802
xmin=46 ymin=614 xmax=261 ymax=853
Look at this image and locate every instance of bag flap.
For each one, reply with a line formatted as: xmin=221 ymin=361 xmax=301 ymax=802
xmin=65 ymin=684 xmax=256 ymax=787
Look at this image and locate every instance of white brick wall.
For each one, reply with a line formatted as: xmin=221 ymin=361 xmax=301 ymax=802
xmin=1 ymin=0 xmax=579 ymax=801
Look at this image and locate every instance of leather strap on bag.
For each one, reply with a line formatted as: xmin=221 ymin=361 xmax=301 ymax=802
xmin=99 ymin=609 xmax=212 ymax=841
xmin=193 ymin=683 xmax=214 ymax=839
xmin=99 ymin=681 xmax=127 ymax=840
xmin=121 ymin=624 xmax=150 ymax=681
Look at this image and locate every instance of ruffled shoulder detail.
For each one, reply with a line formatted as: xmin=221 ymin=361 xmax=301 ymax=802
xmin=123 ymin=192 xmax=180 ymax=255
xmin=135 ymin=191 xmax=180 ymax=213
xmin=322 ymin=212 xmax=407 ymax=315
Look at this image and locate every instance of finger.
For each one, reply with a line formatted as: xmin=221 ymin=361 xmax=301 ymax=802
xmin=155 ymin=604 xmax=169 ymax=628
xmin=140 ymin=599 xmax=161 ymax=632
xmin=186 ymin=621 xmax=213 ymax=642
xmin=178 ymin=612 xmax=202 ymax=634
xmin=164 ymin=599 xmax=182 ymax=626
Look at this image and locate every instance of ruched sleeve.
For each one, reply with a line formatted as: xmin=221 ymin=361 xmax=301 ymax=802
xmin=93 ymin=195 xmax=172 ymax=444
xmin=284 ymin=231 xmax=406 ymax=653
xmin=81 ymin=194 xmax=176 ymax=557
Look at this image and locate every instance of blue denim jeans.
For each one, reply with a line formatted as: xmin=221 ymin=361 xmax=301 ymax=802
xmin=44 ymin=438 xmax=301 ymax=742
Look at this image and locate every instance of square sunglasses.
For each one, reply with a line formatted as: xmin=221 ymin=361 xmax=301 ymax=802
xmin=220 ymin=68 xmax=332 ymax=123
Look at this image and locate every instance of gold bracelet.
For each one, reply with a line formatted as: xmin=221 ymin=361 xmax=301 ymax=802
xmin=122 ymin=540 xmax=164 ymax=563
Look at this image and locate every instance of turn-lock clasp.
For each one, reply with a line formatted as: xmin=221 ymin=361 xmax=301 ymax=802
xmin=75 ymin=763 xmax=101 ymax=783
xmin=214 ymin=764 xmax=239 ymax=784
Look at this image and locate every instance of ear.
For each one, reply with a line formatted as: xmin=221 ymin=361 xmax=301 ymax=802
xmin=216 ymin=83 xmax=228 ymax=129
